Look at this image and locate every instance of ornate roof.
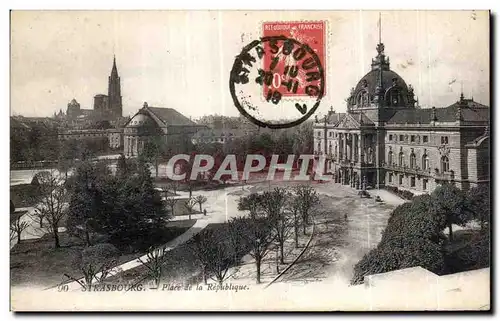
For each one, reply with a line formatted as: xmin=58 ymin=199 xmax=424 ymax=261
xmin=346 ymin=42 xmax=417 ymax=110
xmin=386 ymin=97 xmax=489 ymax=124
xmin=125 ymin=102 xmax=198 ymax=129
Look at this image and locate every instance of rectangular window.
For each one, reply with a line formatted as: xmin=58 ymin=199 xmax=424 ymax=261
xmin=410 ymin=176 xmax=416 ymax=187
xmin=441 ymin=136 xmax=449 ymax=144
xmin=389 ymin=134 xmax=393 ymax=141
xmin=399 ymin=135 xmax=404 ymax=142
xmin=423 ymin=179 xmax=428 ymax=190
xmin=399 ymin=175 xmax=403 ymax=185
xmin=423 ymin=135 xmax=428 ymax=143
xmin=411 ymin=135 xmax=415 ymax=142
xmin=388 ymin=173 xmax=393 ymax=183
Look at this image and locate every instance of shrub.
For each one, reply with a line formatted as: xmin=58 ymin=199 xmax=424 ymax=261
xmin=351 ymin=235 xmax=445 ymax=285
xmin=444 ymin=232 xmax=490 ymax=273
xmin=381 ymin=194 xmax=444 ymax=245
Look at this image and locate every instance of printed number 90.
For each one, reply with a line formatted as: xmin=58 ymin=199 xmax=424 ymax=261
xmin=57 ymin=284 xmax=69 ymax=292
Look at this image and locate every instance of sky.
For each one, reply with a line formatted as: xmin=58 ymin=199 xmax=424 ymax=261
xmin=10 ymin=10 xmax=490 ymax=119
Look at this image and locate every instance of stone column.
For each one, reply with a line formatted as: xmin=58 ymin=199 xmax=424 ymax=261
xmin=349 ymin=134 xmax=353 ymax=161
xmin=343 ymin=133 xmax=348 ymax=160
xmin=359 ymin=134 xmax=364 ymax=165
xmin=353 ymin=134 xmax=357 ymax=162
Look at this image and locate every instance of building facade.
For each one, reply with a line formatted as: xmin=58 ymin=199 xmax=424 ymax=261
xmin=313 ymin=41 xmax=489 ymax=193
xmin=124 ymin=102 xmax=203 ymax=157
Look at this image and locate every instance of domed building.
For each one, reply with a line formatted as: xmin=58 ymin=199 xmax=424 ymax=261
xmin=123 ymin=102 xmax=203 ymax=157
xmin=314 ymin=39 xmax=489 ymax=193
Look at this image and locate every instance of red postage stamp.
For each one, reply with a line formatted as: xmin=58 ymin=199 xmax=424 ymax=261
xmin=262 ymin=21 xmax=326 ymax=98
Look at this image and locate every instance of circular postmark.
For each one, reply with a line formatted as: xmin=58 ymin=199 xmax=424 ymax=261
xmin=229 ymin=36 xmax=325 ymax=129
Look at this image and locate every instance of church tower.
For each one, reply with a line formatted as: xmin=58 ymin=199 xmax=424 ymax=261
xmin=107 ymin=56 xmax=122 ymax=118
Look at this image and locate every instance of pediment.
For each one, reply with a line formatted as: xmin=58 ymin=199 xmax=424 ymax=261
xmin=337 ymin=114 xmax=360 ymax=129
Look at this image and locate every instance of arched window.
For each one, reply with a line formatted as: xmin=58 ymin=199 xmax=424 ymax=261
xmin=441 ymin=156 xmax=449 ymax=172
xmin=410 ymin=153 xmax=416 ymax=169
xmin=398 ymin=152 xmax=404 ymax=166
xmin=422 ymin=154 xmax=429 ymax=170
xmin=388 ymin=151 xmax=393 ymax=165
xmin=328 ymin=142 xmax=332 ymax=155
xmin=317 ymin=142 xmax=321 ymax=153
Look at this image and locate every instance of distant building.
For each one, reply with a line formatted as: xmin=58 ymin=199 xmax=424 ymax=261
xmin=191 ymin=128 xmax=249 ymax=145
xmin=58 ymin=128 xmax=124 ymax=150
xmin=313 ymin=40 xmax=489 ymax=193
xmin=60 ymin=56 xmax=123 ymax=124
xmin=123 ymin=102 xmax=204 ymax=157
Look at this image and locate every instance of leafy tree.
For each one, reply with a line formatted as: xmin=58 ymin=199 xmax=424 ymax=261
xmin=66 ymin=160 xmax=110 ymax=246
xmin=467 ymin=184 xmax=490 ymax=232
xmin=140 ymin=137 xmax=164 ymax=177
xmin=31 ymin=170 xmax=69 ymax=248
xmin=194 ymin=195 xmax=208 ymax=213
xmin=381 ymin=194 xmax=444 ymax=245
xmin=91 ymin=159 xmax=169 ymax=250
xmin=64 ymin=243 xmax=119 ymax=291
xmin=260 ymin=187 xmax=292 ymax=264
xmin=293 ymin=184 xmax=320 ymax=235
xmin=430 ymin=184 xmax=471 ymax=242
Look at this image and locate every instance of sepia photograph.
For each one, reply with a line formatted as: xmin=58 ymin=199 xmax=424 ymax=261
xmin=9 ymin=9 xmax=491 ymax=311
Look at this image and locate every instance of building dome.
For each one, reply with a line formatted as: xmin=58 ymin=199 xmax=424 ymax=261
xmin=126 ymin=111 xmax=156 ymax=128
xmin=347 ymin=42 xmax=416 ymax=110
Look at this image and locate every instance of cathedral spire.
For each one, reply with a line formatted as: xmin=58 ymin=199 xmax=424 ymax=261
xmin=108 ymin=55 xmax=122 ymax=118
xmin=111 ymin=55 xmax=118 ymax=78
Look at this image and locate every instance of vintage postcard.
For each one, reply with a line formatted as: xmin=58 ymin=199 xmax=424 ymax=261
xmin=10 ymin=10 xmax=490 ymax=311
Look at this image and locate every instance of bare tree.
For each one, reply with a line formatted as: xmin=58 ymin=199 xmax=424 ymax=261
xmin=137 ymin=246 xmax=168 ymax=289
xmin=165 ymin=197 xmax=177 ymax=217
xmin=10 ymin=215 xmax=29 ymax=244
xmin=169 ymin=181 xmax=179 ymax=196
xmin=288 ymin=196 xmax=302 ymax=248
xmin=237 ymin=193 xmax=262 ymax=219
xmin=64 ymin=243 xmax=119 ymax=291
xmin=31 ymin=170 xmax=69 ymax=248
xmin=194 ymin=195 xmax=208 ymax=213
xmin=260 ymin=187 xmax=292 ymax=264
xmin=183 ymin=198 xmax=197 ymax=220
xmin=231 ymin=216 xmax=275 ymax=284
xmin=189 ymin=225 xmax=243 ymax=286
xmin=294 ymin=184 xmax=320 ymax=235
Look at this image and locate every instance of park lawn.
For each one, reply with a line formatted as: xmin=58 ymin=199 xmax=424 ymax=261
xmin=107 ymin=223 xmax=231 ymax=286
xmin=10 ymin=219 xmax=197 ymax=288
xmin=10 ymin=184 xmax=41 ymax=208
xmin=172 ymin=198 xmax=202 ymax=216
xmin=10 ymin=210 xmax=28 ymax=223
